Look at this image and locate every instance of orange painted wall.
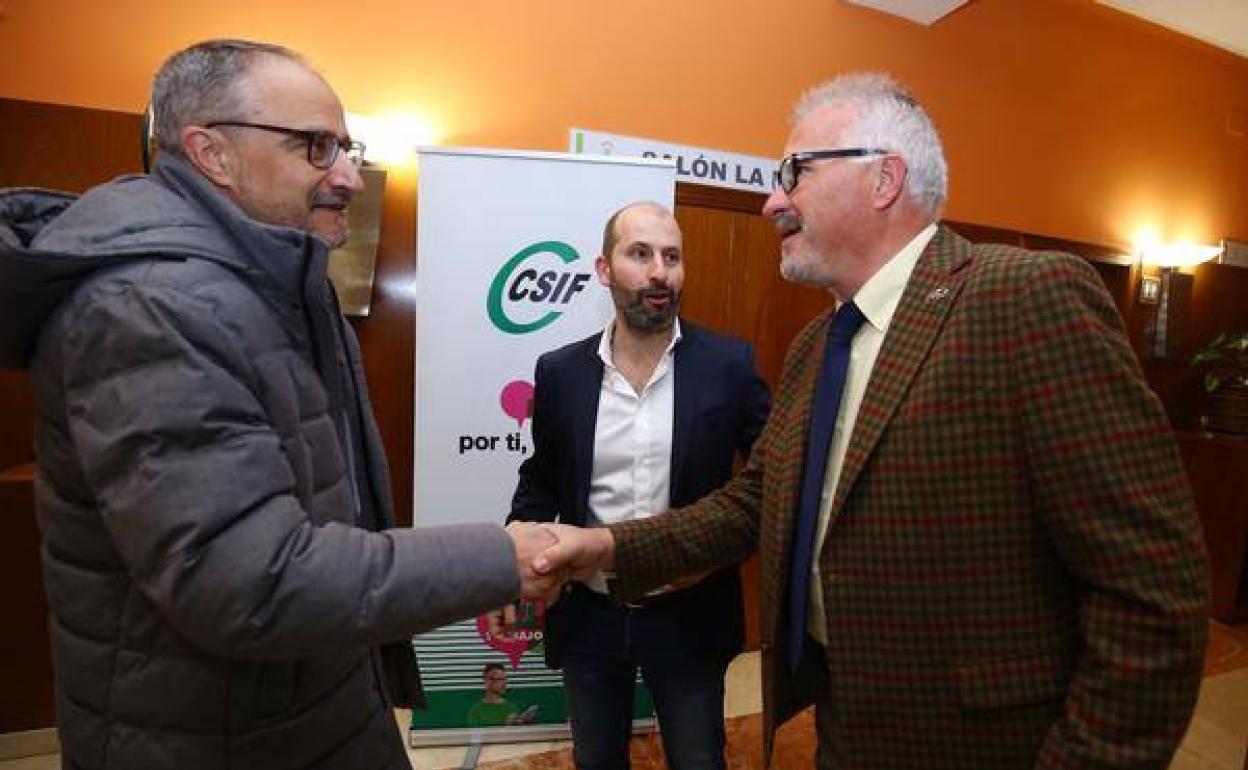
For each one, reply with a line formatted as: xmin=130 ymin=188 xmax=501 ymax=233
xmin=1 ymin=0 xmax=1245 ymax=249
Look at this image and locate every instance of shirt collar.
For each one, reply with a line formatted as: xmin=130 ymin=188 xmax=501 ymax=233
xmin=597 ymin=317 xmax=683 ymax=369
xmin=850 ymin=223 xmax=937 ymax=334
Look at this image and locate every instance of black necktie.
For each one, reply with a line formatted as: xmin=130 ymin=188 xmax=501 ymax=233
xmin=787 ymin=300 xmax=866 ymax=671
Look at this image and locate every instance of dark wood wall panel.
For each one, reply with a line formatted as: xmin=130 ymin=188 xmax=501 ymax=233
xmin=0 ymin=98 xmax=144 ymax=471
xmin=0 ymin=98 xmax=143 ymax=191
xmin=0 ymin=372 xmax=35 ymax=474
xmin=675 ymin=207 xmax=737 ymax=350
xmin=347 ymin=173 xmax=418 ymax=526
xmin=0 ymin=98 xmax=144 ymax=733
xmin=0 ymin=465 xmax=54 ymax=731
xmin=1177 ymin=431 xmax=1248 ymax=623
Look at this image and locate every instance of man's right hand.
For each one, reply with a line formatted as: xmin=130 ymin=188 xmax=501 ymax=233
xmin=531 ymin=523 xmax=615 ymax=584
xmin=506 ymin=522 xmax=561 ymax=602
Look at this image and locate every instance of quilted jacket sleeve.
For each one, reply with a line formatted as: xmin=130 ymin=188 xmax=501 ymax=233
xmin=55 ymin=278 xmax=520 ymax=659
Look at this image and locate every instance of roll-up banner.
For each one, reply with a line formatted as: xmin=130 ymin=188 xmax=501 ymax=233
xmin=410 ymin=147 xmax=675 ymax=746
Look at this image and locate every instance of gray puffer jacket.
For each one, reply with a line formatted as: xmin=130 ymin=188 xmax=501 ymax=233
xmin=0 ymin=155 xmax=520 ymax=769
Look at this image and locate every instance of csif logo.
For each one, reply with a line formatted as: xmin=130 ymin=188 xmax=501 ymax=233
xmin=487 ymin=240 xmax=592 ymax=334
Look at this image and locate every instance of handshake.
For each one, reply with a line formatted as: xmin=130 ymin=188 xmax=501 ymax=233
xmin=505 ymin=521 xmax=616 ymax=603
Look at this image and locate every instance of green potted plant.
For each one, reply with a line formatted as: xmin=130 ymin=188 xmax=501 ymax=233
xmin=1190 ymin=331 xmax=1248 ymax=434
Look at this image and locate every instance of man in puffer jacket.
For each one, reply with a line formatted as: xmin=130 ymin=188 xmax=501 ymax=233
xmin=0 ymin=39 xmax=557 ymax=770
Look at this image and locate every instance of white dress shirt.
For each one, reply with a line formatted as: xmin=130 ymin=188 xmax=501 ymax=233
xmin=585 ymin=319 xmax=682 ymax=592
xmin=807 ymin=224 xmax=937 ymax=644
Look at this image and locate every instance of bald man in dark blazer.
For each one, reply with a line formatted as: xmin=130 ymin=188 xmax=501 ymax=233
xmin=509 ymin=202 xmax=770 ymax=770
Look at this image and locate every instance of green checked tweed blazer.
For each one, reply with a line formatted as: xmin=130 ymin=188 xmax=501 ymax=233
xmin=611 ymin=226 xmax=1209 ymax=770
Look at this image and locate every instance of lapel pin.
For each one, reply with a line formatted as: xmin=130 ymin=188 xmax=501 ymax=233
xmin=926 ymin=286 xmax=950 ymax=303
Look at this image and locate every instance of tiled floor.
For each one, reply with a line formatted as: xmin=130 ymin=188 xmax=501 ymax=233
xmin=5 ymin=622 xmax=1246 ymax=770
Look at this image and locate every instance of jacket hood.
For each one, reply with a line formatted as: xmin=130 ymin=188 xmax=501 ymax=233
xmin=0 ymin=154 xmax=327 ymax=368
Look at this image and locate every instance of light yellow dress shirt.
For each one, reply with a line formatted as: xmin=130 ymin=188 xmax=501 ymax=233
xmin=807 ymin=224 xmax=938 ymax=644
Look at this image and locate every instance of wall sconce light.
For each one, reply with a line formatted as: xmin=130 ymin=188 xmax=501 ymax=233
xmin=327 ymin=163 xmax=386 ymax=316
xmin=1138 ymin=273 xmax=1161 ymax=305
xmin=1139 ymin=243 xmax=1222 ymax=358
xmin=324 ymin=113 xmax=440 ymax=314
xmin=346 ymin=112 xmax=440 ymax=169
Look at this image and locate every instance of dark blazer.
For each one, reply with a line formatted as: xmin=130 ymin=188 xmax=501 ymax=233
xmin=611 ymin=227 xmax=1210 ymax=770
xmin=509 ymin=320 xmax=770 ymax=667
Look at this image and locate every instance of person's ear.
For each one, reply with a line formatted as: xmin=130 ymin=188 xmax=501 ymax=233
xmin=872 ymin=154 xmax=907 ymax=210
xmin=594 ymin=253 xmax=612 ymax=288
xmin=181 ymin=126 xmax=235 ymax=188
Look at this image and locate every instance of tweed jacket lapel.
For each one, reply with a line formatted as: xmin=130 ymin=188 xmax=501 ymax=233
xmin=830 ymin=226 xmax=972 ymax=514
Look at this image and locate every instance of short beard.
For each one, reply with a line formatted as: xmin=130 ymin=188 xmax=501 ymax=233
xmin=779 ymin=251 xmax=819 ymax=285
xmin=775 ymin=213 xmax=821 ymax=285
xmin=308 ymin=190 xmax=353 ymax=249
xmin=612 ymin=285 xmax=679 ymax=334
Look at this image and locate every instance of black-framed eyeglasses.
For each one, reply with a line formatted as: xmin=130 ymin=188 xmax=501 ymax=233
xmin=205 ymin=121 xmax=366 ymax=169
xmin=775 ymin=148 xmax=890 ymax=194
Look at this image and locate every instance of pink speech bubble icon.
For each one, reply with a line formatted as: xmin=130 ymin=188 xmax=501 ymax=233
xmin=499 ymin=380 xmax=535 ymax=429
xmin=475 ymin=600 xmax=546 ymax=669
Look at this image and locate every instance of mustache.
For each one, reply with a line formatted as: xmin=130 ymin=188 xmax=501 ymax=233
xmin=772 ymin=210 xmax=802 ymax=235
xmin=310 ymin=190 xmax=353 ymax=208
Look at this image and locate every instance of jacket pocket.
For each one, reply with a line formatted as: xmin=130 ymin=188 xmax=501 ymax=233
xmin=957 ymin=649 xmax=1071 ymax=710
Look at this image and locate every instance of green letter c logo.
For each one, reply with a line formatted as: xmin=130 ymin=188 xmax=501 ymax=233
xmin=487 ymin=240 xmax=581 ymax=334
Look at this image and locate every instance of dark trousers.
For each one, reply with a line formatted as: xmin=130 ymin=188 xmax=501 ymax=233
xmin=559 ymin=585 xmax=729 ymax=770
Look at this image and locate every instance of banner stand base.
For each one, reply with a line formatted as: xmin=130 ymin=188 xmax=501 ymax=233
xmin=459 ymin=741 xmax=483 ymax=770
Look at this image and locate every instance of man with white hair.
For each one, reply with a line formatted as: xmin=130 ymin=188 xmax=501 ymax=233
xmin=533 ymin=73 xmax=1209 ymax=769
